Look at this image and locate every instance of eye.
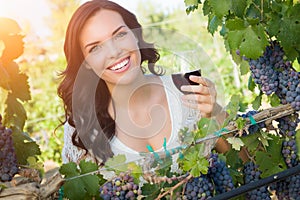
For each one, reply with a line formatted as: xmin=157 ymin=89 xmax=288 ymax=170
xmin=114 ymin=31 xmax=127 ymax=40
xmin=89 ymin=44 xmax=102 ymax=53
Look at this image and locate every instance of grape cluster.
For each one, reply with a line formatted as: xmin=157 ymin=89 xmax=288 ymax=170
xmin=270 ymin=114 xmax=300 ymax=199
xmin=277 ymin=115 xmax=299 ymax=168
xmin=277 ymin=70 xmax=300 ymax=111
xmin=247 ymin=41 xmax=287 ymax=95
xmin=270 ymin=174 xmax=300 ymax=200
xmin=243 ymin=161 xmax=271 ymax=200
xmin=99 ymin=173 xmax=141 ymax=200
xmin=239 ymin=110 xmax=266 ymax=136
xmin=0 ymin=114 xmax=19 ymax=182
xmin=183 ymin=174 xmax=214 ymax=200
xmin=208 ymin=153 xmax=234 ymax=194
xmin=246 ymin=40 xmax=300 ymax=111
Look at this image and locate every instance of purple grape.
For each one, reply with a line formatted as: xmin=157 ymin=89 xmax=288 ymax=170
xmin=208 ymin=153 xmax=235 ymax=194
xmin=99 ymin=173 xmax=141 ymax=200
xmin=0 ymin=114 xmax=19 ymax=182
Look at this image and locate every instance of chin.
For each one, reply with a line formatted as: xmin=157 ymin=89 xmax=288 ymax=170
xmin=105 ymin=65 xmax=142 ymax=86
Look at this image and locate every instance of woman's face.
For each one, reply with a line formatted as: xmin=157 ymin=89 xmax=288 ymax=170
xmin=79 ymin=9 xmax=142 ymax=86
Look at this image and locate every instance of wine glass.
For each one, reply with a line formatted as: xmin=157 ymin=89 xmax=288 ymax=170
xmin=172 ymin=69 xmax=201 ymax=131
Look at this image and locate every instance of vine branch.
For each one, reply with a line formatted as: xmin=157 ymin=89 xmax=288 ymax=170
xmin=154 ymin=173 xmax=193 ymax=200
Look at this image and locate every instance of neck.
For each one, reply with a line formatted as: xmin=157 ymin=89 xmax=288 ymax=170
xmin=107 ymin=74 xmax=159 ymax=108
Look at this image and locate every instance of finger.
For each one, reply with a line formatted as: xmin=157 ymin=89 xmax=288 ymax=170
xmin=189 ymin=75 xmax=214 ymax=87
xmin=182 ymin=101 xmax=214 ymax=117
xmin=180 ymin=84 xmax=210 ymax=94
xmin=182 ymin=94 xmax=215 ymax=104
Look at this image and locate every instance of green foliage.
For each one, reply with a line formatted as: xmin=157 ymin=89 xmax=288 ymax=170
xmin=104 ymin=154 xmax=143 ymax=181
xmin=223 ymin=94 xmax=241 ymax=126
xmin=179 ymin=145 xmax=209 ymax=177
xmin=59 ymin=161 xmax=101 ymax=200
xmin=0 ymin=17 xmax=41 ymax=165
xmin=252 ymin=93 xmax=262 ymax=110
xmin=185 ymin=0 xmax=300 ymax=63
xmin=255 ymin=135 xmax=287 ymax=178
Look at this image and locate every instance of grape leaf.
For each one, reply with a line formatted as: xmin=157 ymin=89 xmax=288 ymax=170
xmin=239 ymin=25 xmax=268 ymax=59
xmin=60 ymin=161 xmax=100 ymax=200
xmin=241 ymin=133 xmax=260 ymax=154
xmin=258 ymin=131 xmax=271 ymax=149
xmin=226 ymin=137 xmax=244 ymax=151
xmin=202 ymin=0 xmax=211 ymax=16
xmin=196 ymin=118 xmax=219 ymax=139
xmin=208 ymin=15 xmax=221 ymax=35
xmin=236 ymin=117 xmax=246 ymax=130
xmin=231 ymin=0 xmax=248 ymax=18
xmin=184 ymin=0 xmax=200 ymax=7
xmin=79 ymin=160 xmax=99 ymax=174
xmin=269 ymin=93 xmax=281 ymax=107
xmin=227 ymin=24 xmax=268 ymax=59
xmin=240 ymin=60 xmax=249 ymax=75
xmin=245 ymin=3 xmax=260 ymax=19
xmin=223 ymin=94 xmax=240 ymax=126
xmin=266 ymin=12 xmax=281 ymax=37
xmin=27 ymin=156 xmax=44 ymax=176
xmin=127 ymin=162 xmax=143 ymax=182
xmin=256 ymin=135 xmax=286 ymax=178
xmin=11 ymin=126 xmax=41 ymax=165
xmin=225 ymin=149 xmax=243 ymax=170
xmin=252 ymin=94 xmax=262 ymax=110
xmin=210 ymin=0 xmax=231 ymax=18
xmin=104 ymin=154 xmax=128 ymax=173
xmin=185 ymin=0 xmax=201 ymax=14
xmin=227 ymin=26 xmax=244 ymax=50
xmin=79 ymin=161 xmax=100 ymax=196
xmin=226 ymin=18 xmax=246 ymax=31
xmin=277 ymin=5 xmax=300 ymax=61
xmin=180 ymin=145 xmax=209 ymax=177
xmin=59 ymin=162 xmax=79 ymax=177
xmin=248 ymin=76 xmax=256 ymax=92
xmin=141 ymin=183 xmax=161 ymax=199
xmin=5 ymin=61 xmax=31 ymax=101
xmin=4 ymin=93 xmax=27 ymax=130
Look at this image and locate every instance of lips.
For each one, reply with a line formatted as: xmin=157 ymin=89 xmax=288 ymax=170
xmin=107 ymin=57 xmax=130 ymax=73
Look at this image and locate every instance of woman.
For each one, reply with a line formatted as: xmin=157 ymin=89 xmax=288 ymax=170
xmin=58 ymin=0 xmax=228 ymax=165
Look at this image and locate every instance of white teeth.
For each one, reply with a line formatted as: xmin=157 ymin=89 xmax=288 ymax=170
xmin=109 ymin=58 xmax=129 ymax=71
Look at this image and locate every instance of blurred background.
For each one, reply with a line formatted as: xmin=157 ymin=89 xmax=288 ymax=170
xmin=0 ymin=0 xmax=248 ymax=170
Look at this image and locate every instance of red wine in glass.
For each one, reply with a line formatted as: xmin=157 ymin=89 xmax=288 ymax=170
xmin=171 ymin=69 xmax=201 ymax=94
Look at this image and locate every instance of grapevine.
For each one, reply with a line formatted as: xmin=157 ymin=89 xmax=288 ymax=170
xmin=1 ymin=1 xmax=300 ymax=200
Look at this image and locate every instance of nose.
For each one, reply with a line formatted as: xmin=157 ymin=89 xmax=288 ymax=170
xmin=106 ymin=39 xmax=121 ymax=59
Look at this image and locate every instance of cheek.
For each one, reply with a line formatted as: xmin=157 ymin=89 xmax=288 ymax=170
xmin=85 ymin=55 xmax=106 ymax=76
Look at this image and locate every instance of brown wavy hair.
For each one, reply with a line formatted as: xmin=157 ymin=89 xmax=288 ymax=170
xmin=57 ymin=0 xmax=161 ymax=162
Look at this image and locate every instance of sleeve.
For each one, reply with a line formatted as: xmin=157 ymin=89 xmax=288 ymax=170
xmin=62 ymin=122 xmax=91 ymax=164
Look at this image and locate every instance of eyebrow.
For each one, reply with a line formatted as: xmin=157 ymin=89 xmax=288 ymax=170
xmin=84 ymin=25 xmax=126 ymax=49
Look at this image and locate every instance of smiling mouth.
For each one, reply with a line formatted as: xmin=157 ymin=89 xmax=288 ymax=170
xmin=107 ymin=57 xmax=130 ymax=72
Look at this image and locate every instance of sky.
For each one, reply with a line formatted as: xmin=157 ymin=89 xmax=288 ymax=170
xmin=0 ymin=0 xmax=185 ymax=38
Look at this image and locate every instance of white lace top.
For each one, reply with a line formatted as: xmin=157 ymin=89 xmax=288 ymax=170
xmin=62 ymin=75 xmax=190 ymax=165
